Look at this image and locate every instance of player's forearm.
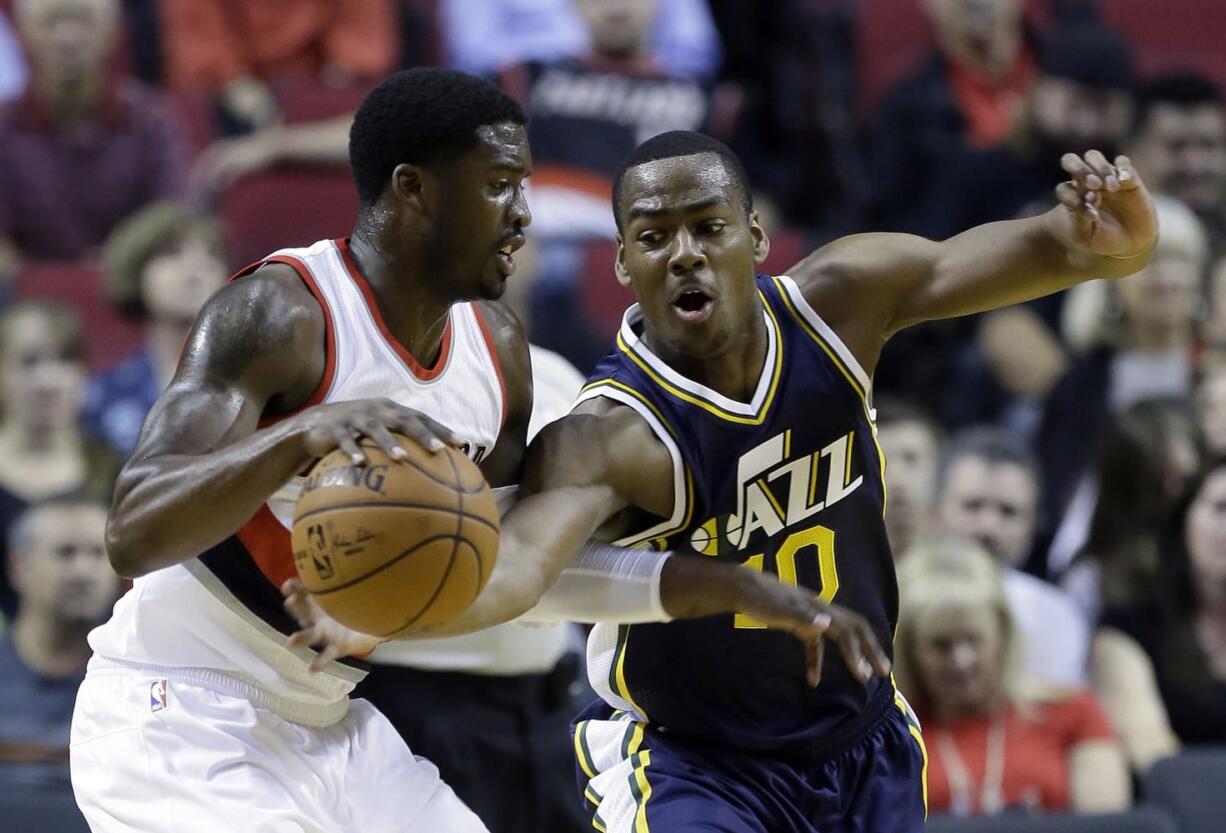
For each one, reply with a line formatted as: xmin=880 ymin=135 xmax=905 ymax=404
xmin=107 ymin=416 xmax=315 ymax=577
xmin=395 ymin=483 xmax=620 ymax=637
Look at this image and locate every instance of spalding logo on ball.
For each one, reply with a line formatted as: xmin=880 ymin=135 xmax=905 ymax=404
xmin=291 ymin=435 xmax=500 ymax=637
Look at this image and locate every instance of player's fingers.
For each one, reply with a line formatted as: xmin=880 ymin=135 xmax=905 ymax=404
xmin=858 ymin=624 xmax=892 ymax=677
xmin=334 ymin=427 xmax=366 ymax=466
xmin=837 ymin=628 xmax=873 ymax=683
xmin=360 ymin=419 xmax=409 ymax=462
xmin=310 ymin=643 xmax=339 ymax=672
xmin=1084 ymin=149 xmax=1120 ymax=190
xmin=1056 ymin=182 xmax=1084 ymax=212
xmin=1114 ymin=155 xmax=1141 ymax=189
xmin=1061 ymin=152 xmax=1103 ymax=191
xmin=410 ymin=412 xmax=465 ymax=449
xmin=807 ymin=635 xmax=825 ymax=687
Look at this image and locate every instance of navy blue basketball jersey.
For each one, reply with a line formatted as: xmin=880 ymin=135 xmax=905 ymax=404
xmin=577 ymin=274 xmax=898 ymax=753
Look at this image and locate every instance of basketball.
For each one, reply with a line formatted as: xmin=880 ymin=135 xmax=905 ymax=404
xmin=290 ymin=436 xmax=499 ymax=637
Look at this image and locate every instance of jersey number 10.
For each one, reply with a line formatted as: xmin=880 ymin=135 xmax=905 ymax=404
xmin=734 ymin=525 xmax=839 ymax=629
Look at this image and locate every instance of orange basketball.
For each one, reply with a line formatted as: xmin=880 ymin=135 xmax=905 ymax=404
xmin=290 ymin=436 xmax=499 ymax=637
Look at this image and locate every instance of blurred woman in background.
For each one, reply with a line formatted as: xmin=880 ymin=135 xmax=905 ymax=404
xmin=1093 ymin=457 xmax=1226 ymax=772
xmin=0 ymin=301 xmax=119 ymax=622
xmin=895 ymin=538 xmax=1130 ymax=816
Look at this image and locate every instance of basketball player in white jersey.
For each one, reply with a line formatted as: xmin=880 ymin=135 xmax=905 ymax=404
xmin=71 ymin=69 xmax=884 ymax=833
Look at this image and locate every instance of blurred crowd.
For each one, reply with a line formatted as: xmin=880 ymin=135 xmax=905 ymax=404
xmin=1 ymin=0 xmax=1225 ymax=830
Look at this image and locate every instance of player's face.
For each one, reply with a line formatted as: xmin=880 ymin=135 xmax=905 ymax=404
xmin=616 ymin=154 xmax=768 ymax=359
xmin=432 ymin=122 xmax=531 ymax=302
xmin=878 ymin=421 xmax=940 ymax=558
xmin=938 ymin=457 xmax=1036 ymax=568
xmin=13 ymin=505 xmax=119 ymax=623
xmin=1185 ymin=467 xmax=1226 ymax=593
xmin=913 ymin=603 xmax=1004 ymax=716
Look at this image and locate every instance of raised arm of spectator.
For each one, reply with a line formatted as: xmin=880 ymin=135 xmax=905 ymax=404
xmin=789 ymin=150 xmax=1158 ymax=378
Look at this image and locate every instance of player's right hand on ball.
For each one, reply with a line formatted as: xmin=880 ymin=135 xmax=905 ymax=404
xmin=298 ymin=398 xmax=464 ymax=465
xmin=282 ymin=578 xmax=383 ymax=670
xmin=738 ymin=575 xmax=891 ymax=687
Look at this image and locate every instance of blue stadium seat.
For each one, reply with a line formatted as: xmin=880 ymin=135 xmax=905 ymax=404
xmin=1145 ymin=747 xmax=1226 ymax=833
xmin=924 ymin=807 xmax=1178 ymax=833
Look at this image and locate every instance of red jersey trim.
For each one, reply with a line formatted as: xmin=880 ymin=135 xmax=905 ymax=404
xmin=473 ymin=304 xmax=508 ymax=431
xmin=227 ymin=254 xmax=338 ymax=428
xmin=235 ymin=504 xmax=297 ymax=591
xmin=335 ymin=238 xmax=454 ymax=381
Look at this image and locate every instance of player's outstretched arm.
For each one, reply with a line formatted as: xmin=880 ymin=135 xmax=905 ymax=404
xmin=789 ymin=150 xmax=1159 ymax=376
xmin=106 ymin=265 xmax=460 ymax=578
xmin=282 ymin=399 xmax=892 ymax=685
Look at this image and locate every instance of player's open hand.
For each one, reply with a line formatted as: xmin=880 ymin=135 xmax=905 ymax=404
xmin=281 ymin=578 xmax=383 ymax=671
xmin=1056 ymin=151 xmax=1158 ymax=259
xmin=298 ymin=398 xmax=464 ymax=466
xmin=738 ymin=574 xmax=891 ymax=687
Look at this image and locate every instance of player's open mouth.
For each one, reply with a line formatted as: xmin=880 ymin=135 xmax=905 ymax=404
xmin=495 ymin=235 xmax=525 ymax=277
xmin=672 ymin=289 xmax=715 ymax=323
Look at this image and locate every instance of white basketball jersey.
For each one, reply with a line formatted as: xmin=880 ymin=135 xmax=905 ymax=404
xmin=88 ymin=238 xmax=506 ymax=726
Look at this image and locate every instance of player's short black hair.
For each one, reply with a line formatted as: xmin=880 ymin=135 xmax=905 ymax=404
xmin=1134 ymin=72 xmax=1225 ymax=133
xmin=349 ymin=68 xmax=527 ymax=206
xmin=612 ymin=131 xmax=752 ymax=231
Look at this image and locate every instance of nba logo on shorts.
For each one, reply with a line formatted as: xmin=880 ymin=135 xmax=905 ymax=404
xmin=150 ymin=679 xmax=168 ymax=712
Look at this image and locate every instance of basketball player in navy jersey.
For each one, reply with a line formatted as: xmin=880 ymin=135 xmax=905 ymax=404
xmin=288 ymin=127 xmax=1157 ymax=831
xmin=71 ymin=71 xmax=877 ymax=833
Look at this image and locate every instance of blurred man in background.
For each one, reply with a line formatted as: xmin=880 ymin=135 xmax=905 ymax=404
xmin=875 ymin=397 xmax=942 ymax=559
xmin=0 ymin=0 xmax=189 ymax=278
xmin=0 ymin=499 xmax=118 ymax=790
xmin=938 ymin=428 xmax=1089 ymax=687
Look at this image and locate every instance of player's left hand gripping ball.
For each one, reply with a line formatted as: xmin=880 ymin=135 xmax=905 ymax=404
xmin=1056 ymin=150 xmax=1159 ymax=259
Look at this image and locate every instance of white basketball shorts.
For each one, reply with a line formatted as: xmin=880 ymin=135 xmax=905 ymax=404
xmin=70 ymin=663 xmax=488 ymax=832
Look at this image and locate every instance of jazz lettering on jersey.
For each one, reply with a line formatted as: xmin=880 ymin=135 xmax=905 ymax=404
xmin=688 ymin=429 xmax=862 ymax=628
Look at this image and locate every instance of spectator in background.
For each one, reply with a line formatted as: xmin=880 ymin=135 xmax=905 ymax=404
xmin=502 ymin=0 xmax=716 ymax=368
xmin=874 ymin=22 xmax=1135 ymax=430
xmin=157 ymin=0 xmax=396 ymax=132
xmin=0 ymin=9 xmax=27 ymax=102
xmin=895 ymin=538 xmax=1130 ymax=816
xmin=1039 ymin=197 xmax=1207 ymax=541
xmin=869 ymin=0 xmax=1035 ymax=233
xmin=875 ymin=396 xmax=942 ymax=558
xmin=83 ymin=201 xmax=228 ymax=459
xmin=0 ymin=301 xmax=119 ymax=622
xmin=442 ymin=0 xmax=721 ymax=82
xmin=1057 ymin=400 xmax=1201 ymax=621
xmin=1195 ymin=360 xmax=1226 ymax=457
xmin=937 ymin=428 xmax=1090 ymax=687
xmin=0 ymin=0 xmax=189 ymax=274
xmin=1092 ymin=457 xmax=1226 ymax=772
xmin=1128 ymin=73 xmax=1226 ymax=253
xmin=0 ymin=498 xmax=117 ymax=788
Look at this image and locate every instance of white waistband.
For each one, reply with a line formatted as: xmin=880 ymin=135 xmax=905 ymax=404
xmin=86 ymin=655 xmax=350 ymax=728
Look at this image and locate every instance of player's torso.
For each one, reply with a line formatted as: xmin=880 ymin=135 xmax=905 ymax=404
xmin=581 ymin=274 xmax=897 ymax=752
xmin=88 ymin=239 xmax=506 ymax=721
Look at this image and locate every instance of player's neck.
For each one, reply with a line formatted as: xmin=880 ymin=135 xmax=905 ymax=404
xmin=643 ymin=311 xmax=768 ymax=402
xmin=11 ymin=613 xmax=92 ymax=679
xmin=347 ymin=232 xmax=454 ymax=370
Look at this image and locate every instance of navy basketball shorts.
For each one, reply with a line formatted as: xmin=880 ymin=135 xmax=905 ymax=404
xmin=570 ymin=686 xmax=927 ymax=833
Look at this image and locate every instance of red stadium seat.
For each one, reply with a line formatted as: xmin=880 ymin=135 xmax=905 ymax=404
xmin=12 ymin=261 xmax=143 ymax=371
xmin=219 ymin=167 xmax=358 ymax=267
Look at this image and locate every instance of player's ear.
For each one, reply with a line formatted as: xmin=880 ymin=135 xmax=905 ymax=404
xmin=615 ymin=235 xmax=632 ymax=287
xmin=391 ymin=163 xmax=428 ymax=215
xmin=749 ymin=210 xmax=770 ymax=267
